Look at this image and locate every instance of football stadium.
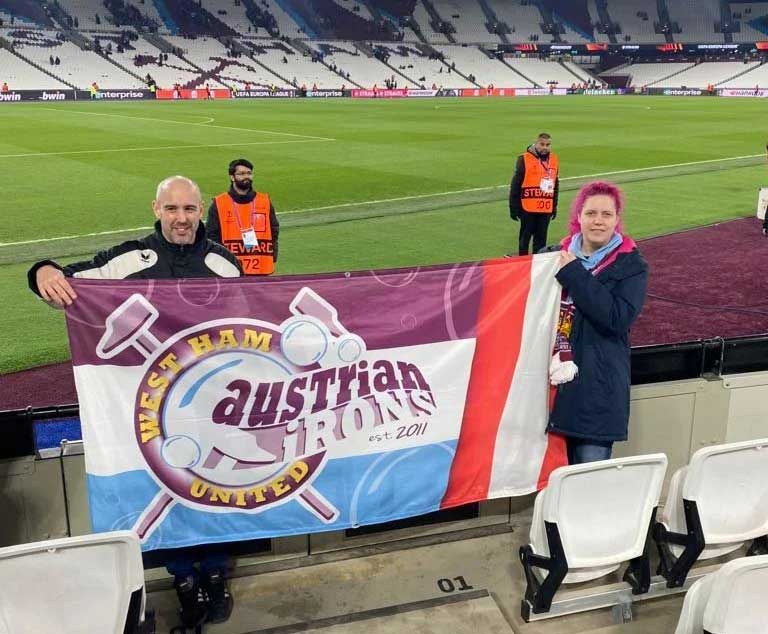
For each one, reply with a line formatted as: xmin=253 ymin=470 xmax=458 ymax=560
xmin=1 ymin=0 xmax=767 ymax=632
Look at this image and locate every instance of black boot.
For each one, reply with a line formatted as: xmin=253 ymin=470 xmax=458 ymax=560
xmin=173 ymin=573 xmax=208 ymax=630
xmin=202 ymin=570 xmax=234 ymax=624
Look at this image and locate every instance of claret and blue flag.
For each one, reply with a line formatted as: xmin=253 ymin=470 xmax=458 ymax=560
xmin=64 ymin=254 xmax=566 ymax=551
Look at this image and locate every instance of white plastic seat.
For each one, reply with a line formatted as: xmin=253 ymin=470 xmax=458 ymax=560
xmin=702 ymin=555 xmax=768 ymax=634
xmin=0 ymin=531 xmax=150 ymax=634
xmin=520 ymin=454 xmax=667 ymax=619
xmin=530 ymin=454 xmax=667 ymax=583
xmin=673 ymin=573 xmax=715 ymax=634
xmin=658 ymin=438 xmax=768 ymax=579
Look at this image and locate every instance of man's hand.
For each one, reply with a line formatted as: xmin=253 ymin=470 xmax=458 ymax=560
xmin=510 ymin=209 xmax=520 ymax=222
xmin=558 ymin=251 xmax=577 ymax=269
xmin=551 ymin=211 xmax=557 ymax=221
xmin=36 ymin=265 xmax=77 ymax=308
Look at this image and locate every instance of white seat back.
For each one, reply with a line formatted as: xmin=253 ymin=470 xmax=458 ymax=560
xmin=703 ymin=555 xmax=768 ymax=634
xmin=683 ymin=439 xmax=768 ymax=545
xmin=0 ymin=531 xmax=144 ymax=634
xmin=673 ymin=574 xmax=715 ymax=634
xmin=532 ymin=454 xmax=667 ymax=569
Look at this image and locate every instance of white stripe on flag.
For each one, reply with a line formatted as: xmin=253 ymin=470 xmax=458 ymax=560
xmin=488 ymin=252 xmax=561 ymax=496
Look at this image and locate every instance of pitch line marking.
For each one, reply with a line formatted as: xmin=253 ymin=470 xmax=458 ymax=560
xmin=0 ymin=153 xmax=762 ymax=248
xmin=280 ymin=153 xmax=765 ymax=215
xmin=34 ymin=107 xmax=334 ymax=141
xmin=0 ymin=138 xmax=332 ymax=160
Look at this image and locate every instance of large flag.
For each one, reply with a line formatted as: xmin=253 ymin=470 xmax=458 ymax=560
xmin=65 ymin=254 xmax=566 ymax=550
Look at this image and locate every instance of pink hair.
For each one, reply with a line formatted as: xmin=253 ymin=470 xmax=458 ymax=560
xmin=567 ymin=180 xmax=625 ymax=236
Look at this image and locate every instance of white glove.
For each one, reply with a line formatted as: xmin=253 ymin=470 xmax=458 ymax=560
xmin=549 ymin=352 xmax=578 ymax=386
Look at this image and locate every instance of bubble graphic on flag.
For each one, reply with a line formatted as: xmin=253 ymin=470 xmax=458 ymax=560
xmin=161 ymin=435 xmax=201 ymax=469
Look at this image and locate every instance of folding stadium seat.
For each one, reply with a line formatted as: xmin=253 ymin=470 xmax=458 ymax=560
xmin=673 ymin=573 xmax=715 ymax=634
xmin=0 ymin=531 xmax=154 ymax=633
xmin=519 ymin=454 xmax=667 ymax=619
xmin=702 ymin=555 xmax=768 ymax=634
xmin=654 ymin=438 xmax=768 ymax=588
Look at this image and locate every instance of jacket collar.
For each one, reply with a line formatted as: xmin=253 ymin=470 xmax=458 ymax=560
xmin=228 ymin=185 xmax=256 ymax=204
xmin=560 ymin=233 xmax=642 ymax=275
xmin=527 ymin=145 xmax=551 ymax=162
xmin=153 ymin=220 xmax=207 ymax=254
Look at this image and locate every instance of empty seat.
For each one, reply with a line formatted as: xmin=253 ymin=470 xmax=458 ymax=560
xmin=703 ymin=555 xmax=768 ymax=634
xmin=519 ymin=454 xmax=667 ymax=618
xmin=673 ymin=573 xmax=715 ymax=634
xmin=655 ymin=438 xmax=768 ymax=588
xmin=0 ymin=531 xmax=152 ymax=634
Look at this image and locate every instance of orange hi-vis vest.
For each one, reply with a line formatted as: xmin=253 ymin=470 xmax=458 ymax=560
xmin=521 ymin=152 xmax=559 ymax=214
xmin=215 ymin=191 xmax=275 ymax=275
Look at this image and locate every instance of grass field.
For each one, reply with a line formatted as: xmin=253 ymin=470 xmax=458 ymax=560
xmin=1 ymin=95 xmax=766 ymax=375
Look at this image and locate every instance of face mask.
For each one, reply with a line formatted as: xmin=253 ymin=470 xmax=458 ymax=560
xmin=234 ymin=178 xmax=252 ymax=190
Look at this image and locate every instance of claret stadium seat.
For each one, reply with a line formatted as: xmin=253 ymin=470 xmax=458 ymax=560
xmin=0 ymin=531 xmax=154 ymax=634
xmin=654 ymin=438 xmax=768 ymax=588
xmin=519 ymin=454 xmax=667 ymax=618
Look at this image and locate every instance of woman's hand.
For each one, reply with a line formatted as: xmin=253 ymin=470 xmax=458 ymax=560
xmin=558 ymin=251 xmax=577 ymax=270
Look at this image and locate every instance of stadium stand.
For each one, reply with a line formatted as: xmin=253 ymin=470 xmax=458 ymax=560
xmin=0 ymin=47 xmax=69 ymax=89
xmin=198 ymin=0 xmax=257 ymax=36
xmin=520 ymin=454 xmax=667 ymax=615
xmin=505 ymin=55 xmax=591 ymax=87
xmin=488 ymin=0 xmax=546 ymax=43
xmin=110 ymin=0 xmax=167 ymax=33
xmin=54 ymin=0 xmax=109 ymax=31
xmin=375 ymin=42 xmax=475 ymax=87
xmin=666 ymin=0 xmax=720 ymax=42
xmin=730 ymin=2 xmax=768 ymax=43
xmin=164 ymin=35 xmax=271 ymax=88
xmin=653 ymin=61 xmax=761 ymax=87
xmin=606 ymin=0 xmax=666 ymax=43
xmin=0 ymin=7 xmax=43 ymax=28
xmin=412 ymin=0 xmax=451 ymax=44
xmin=0 ymin=531 xmax=151 ymax=634
xmin=308 ymin=40 xmax=393 ymax=88
xmin=720 ymin=61 xmax=768 ymax=87
xmin=547 ymin=0 xmax=595 ymax=43
xmin=242 ymin=38 xmax=342 ymax=88
xmin=655 ymin=438 xmax=768 ymax=587
xmin=433 ymin=44 xmax=535 ymax=86
xmin=432 ymin=0 xmax=500 ymax=43
xmin=108 ymin=35 xmax=206 ymax=88
xmin=259 ymin=0 xmax=306 ymax=38
xmin=2 ymin=28 xmax=144 ymax=88
xmin=599 ymin=61 xmax=695 ymax=87
xmin=333 ymin=0 xmax=376 ymax=22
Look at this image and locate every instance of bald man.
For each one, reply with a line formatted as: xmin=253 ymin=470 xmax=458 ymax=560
xmin=29 ymin=175 xmax=243 ymax=307
xmin=27 ymin=176 xmax=243 ymax=628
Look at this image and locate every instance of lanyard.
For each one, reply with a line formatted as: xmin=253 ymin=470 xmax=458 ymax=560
xmin=231 ymin=198 xmax=258 ymax=233
xmin=536 ymin=156 xmax=552 ymax=179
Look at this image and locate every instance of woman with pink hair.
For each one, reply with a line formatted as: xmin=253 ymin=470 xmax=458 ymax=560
xmin=546 ymin=181 xmax=648 ymax=464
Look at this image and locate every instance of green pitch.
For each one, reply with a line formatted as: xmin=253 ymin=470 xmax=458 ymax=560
xmin=0 ymin=95 xmax=766 ymax=375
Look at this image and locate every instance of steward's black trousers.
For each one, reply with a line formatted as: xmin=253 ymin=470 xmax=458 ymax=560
xmin=518 ymin=211 xmax=552 ymax=256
